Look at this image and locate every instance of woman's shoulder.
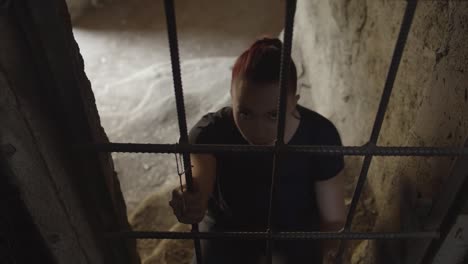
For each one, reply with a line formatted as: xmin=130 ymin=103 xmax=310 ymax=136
xmin=188 ymin=106 xmax=233 ymax=144
xmin=297 ymin=104 xmax=342 ymax=144
xmin=196 ymin=106 xmax=232 ymax=127
xmin=297 ymin=105 xmax=334 ymax=127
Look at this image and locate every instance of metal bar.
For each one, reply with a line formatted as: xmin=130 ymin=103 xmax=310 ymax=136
xmin=335 ymin=1 xmax=418 ymax=263
xmin=265 ymin=0 xmax=298 ymax=263
xmin=105 ymin=231 xmax=439 ymax=240
xmin=162 ymin=0 xmax=202 ymax=262
xmin=81 ymin=143 xmax=468 ymax=156
xmin=274 ymin=0 xmax=296 ymax=146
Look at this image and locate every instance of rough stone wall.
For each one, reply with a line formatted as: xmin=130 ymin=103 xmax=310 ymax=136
xmin=293 ymin=0 xmax=468 ymax=262
xmin=0 ymin=11 xmax=106 ymax=263
xmin=1 ymin=0 xmax=140 ymax=263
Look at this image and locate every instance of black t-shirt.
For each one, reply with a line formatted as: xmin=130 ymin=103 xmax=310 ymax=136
xmin=188 ymin=104 xmax=344 ymax=232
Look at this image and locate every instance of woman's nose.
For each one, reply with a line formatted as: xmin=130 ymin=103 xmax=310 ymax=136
xmin=254 ymin=123 xmax=276 ymax=138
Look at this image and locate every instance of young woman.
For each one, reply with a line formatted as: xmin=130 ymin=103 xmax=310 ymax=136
xmin=169 ymin=37 xmax=346 ymax=264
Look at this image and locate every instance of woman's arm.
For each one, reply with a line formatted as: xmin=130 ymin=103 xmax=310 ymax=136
xmin=314 ymin=170 xmax=346 ymax=263
xmin=169 ymin=153 xmax=216 ymax=224
xmin=190 ymin=153 xmax=217 ymax=207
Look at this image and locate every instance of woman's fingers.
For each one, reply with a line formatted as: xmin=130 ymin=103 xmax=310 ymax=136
xmin=169 ymin=185 xmax=206 ymax=224
xmin=179 ymin=211 xmax=205 ymax=224
xmin=174 ymin=208 xmax=205 ymax=224
xmin=169 ymin=198 xmax=183 ymax=219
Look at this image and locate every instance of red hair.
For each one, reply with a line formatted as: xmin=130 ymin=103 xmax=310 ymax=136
xmin=231 ymin=37 xmax=297 ymax=95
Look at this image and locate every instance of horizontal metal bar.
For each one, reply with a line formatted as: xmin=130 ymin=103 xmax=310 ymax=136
xmin=104 ymin=230 xmax=439 ymax=240
xmin=78 ymin=143 xmax=468 ymax=157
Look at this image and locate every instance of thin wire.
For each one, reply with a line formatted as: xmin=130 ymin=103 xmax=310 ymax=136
xmin=174 ymin=150 xmax=186 ymax=212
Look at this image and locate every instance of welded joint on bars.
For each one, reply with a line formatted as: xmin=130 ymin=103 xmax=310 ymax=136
xmin=266 ymin=228 xmax=273 ymax=240
xmin=362 ymin=141 xmax=377 ymax=152
xmin=274 ymin=141 xmax=285 ymax=155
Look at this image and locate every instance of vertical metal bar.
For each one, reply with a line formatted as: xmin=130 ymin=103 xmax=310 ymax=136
xmin=163 ymin=0 xmax=203 ymax=263
xmin=265 ymin=0 xmax=297 ymax=263
xmin=334 ymin=1 xmax=418 ymax=263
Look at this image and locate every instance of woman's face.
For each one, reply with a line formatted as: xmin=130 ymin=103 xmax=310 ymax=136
xmin=231 ymin=81 xmax=299 ymax=145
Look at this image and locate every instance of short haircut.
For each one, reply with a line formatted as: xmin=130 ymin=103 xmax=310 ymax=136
xmin=231 ymin=37 xmax=297 ymax=95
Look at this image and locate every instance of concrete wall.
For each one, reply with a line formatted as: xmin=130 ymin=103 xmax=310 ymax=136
xmin=292 ymin=0 xmax=468 ymax=262
xmin=1 ymin=1 xmax=139 ymax=263
xmin=0 ymin=13 xmax=104 ymax=264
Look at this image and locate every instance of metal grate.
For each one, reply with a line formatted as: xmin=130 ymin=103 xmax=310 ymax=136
xmin=82 ymin=0 xmax=468 ymax=263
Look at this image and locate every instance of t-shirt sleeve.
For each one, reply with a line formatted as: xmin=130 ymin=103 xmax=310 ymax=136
xmin=186 ymin=113 xmax=218 ymax=145
xmin=315 ymin=121 xmax=345 ymax=181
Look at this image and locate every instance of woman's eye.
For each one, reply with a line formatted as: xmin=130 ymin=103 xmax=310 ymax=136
xmin=239 ymin=112 xmax=250 ymax=119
